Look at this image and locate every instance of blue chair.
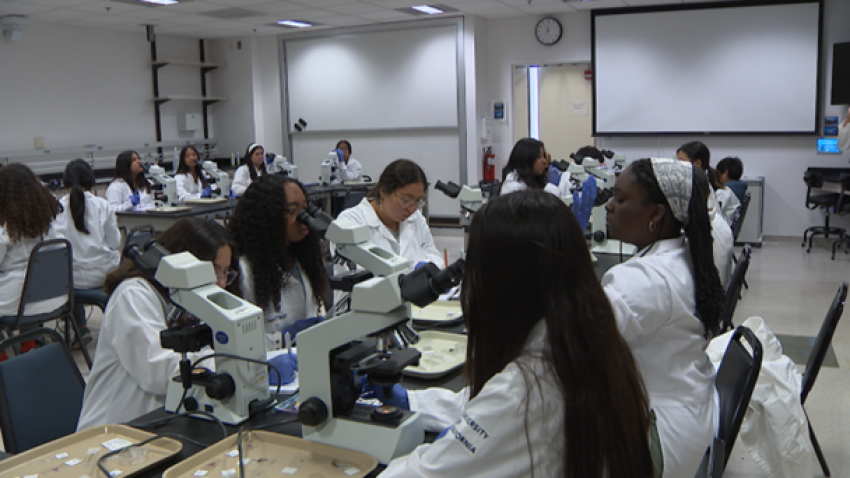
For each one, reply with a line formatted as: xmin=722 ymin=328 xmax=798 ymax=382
xmin=0 ymin=239 xmax=93 ymax=369
xmin=0 ymin=328 xmax=85 ymax=453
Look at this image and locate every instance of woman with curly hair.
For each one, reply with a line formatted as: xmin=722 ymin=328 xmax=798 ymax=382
xmin=0 ymin=163 xmax=64 ymax=317
xmin=228 ymin=175 xmax=328 ymax=350
xmin=105 ymin=150 xmax=153 ymax=211
xmin=174 ymin=145 xmax=211 ymax=203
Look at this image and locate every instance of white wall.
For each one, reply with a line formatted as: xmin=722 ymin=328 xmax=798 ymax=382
xmin=483 ymin=12 xmax=592 ymax=172
xmin=207 ymin=37 xmax=257 ymax=160
xmin=0 ymin=22 xmax=152 ymax=156
xmin=482 ymin=2 xmax=850 ymax=237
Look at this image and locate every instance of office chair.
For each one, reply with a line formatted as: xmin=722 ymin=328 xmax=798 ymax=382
xmin=694 ymin=326 xmax=763 ymax=478
xmin=799 ymin=282 xmax=847 ymax=477
xmin=719 ymin=246 xmax=752 ymax=333
xmin=801 ymin=171 xmax=844 ymax=253
xmin=830 ymin=173 xmax=850 ymax=260
xmin=0 ymin=239 xmax=92 ymax=369
xmin=0 ymin=328 xmax=86 ymax=453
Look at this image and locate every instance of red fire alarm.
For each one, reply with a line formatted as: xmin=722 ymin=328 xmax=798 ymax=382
xmin=584 ymin=69 xmax=593 ymax=81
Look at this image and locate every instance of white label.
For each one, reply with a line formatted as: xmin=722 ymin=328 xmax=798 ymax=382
xmin=241 ymin=459 xmax=251 ymax=465
xmin=23 ymin=475 xmax=39 ymax=478
xmin=65 ymin=459 xmax=82 ymax=466
xmin=225 ymin=450 xmax=239 ymax=458
xmin=109 ymin=470 xmax=123 ymax=477
xmin=55 ymin=453 xmax=69 ymax=460
xmin=102 ymin=439 xmax=133 ymax=451
xmin=343 ymin=468 xmax=360 ymax=476
xmin=281 ymin=468 xmax=298 ymax=475
xmin=193 ymin=471 xmax=209 ymax=477
xmin=221 ymin=469 xmax=236 ymax=478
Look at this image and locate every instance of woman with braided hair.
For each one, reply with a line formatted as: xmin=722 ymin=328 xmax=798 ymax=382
xmin=602 ymin=158 xmax=726 ymax=478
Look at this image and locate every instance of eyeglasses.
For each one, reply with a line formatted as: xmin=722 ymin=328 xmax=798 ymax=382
xmin=395 ymin=192 xmax=427 ymax=209
xmin=284 ymin=202 xmax=310 ymax=217
xmin=215 ymin=266 xmax=239 ymax=286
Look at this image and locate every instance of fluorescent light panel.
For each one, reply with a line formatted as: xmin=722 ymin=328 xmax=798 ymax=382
xmin=412 ymin=5 xmax=444 ymax=14
xmin=277 ymin=20 xmax=312 ymax=28
xmin=138 ymin=0 xmax=178 ymax=5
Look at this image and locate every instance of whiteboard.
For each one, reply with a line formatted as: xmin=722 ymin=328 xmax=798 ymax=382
xmin=593 ymin=1 xmax=821 ymax=135
xmin=290 ymin=132 xmax=461 ymax=217
xmin=285 ymin=25 xmax=459 ymax=131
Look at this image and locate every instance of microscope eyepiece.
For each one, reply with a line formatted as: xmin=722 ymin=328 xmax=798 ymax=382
xmin=296 ymin=204 xmax=334 ymax=236
xmin=435 ymin=180 xmax=462 ymax=199
xmin=400 ymin=258 xmax=465 ymax=308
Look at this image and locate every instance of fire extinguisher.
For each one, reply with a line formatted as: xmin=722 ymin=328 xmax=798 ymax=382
xmin=483 ymin=146 xmax=496 ymax=182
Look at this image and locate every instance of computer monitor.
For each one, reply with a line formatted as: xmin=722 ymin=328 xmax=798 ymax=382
xmin=817 ymin=137 xmax=841 ymax=154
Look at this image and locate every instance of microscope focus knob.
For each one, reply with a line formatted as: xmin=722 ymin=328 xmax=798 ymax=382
xmin=593 ymin=231 xmax=606 ymax=243
xmin=205 ymin=374 xmax=235 ymax=400
xmin=298 ymin=397 xmax=329 ymax=427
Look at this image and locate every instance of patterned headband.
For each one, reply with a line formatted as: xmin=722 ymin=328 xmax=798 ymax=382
xmin=650 ymin=158 xmax=693 ymax=226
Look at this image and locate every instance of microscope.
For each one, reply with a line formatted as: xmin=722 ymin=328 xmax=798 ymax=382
xmin=320 ymin=150 xmax=342 ymax=186
xmin=198 ymin=159 xmax=231 ymax=199
xmin=147 ymin=164 xmax=179 ymax=207
xmin=296 ymin=217 xmax=465 ymax=464
xmin=271 ymin=154 xmax=299 ymax=180
xmin=578 ymin=158 xmax=636 ymax=256
xmin=435 ymin=180 xmax=483 ymax=249
xmin=123 ymin=237 xmax=272 ymax=425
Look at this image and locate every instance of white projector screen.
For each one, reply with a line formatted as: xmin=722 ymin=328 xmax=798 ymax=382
xmin=593 ymin=1 xmax=821 ymax=135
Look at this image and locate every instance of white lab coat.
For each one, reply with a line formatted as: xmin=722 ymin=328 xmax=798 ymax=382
xmin=336 ymin=198 xmax=443 ymax=268
xmin=104 ymin=179 xmax=153 ymax=212
xmin=339 ymin=157 xmax=363 ymax=183
xmin=715 ymin=187 xmax=741 ymax=226
xmin=0 ymin=224 xmax=66 ymax=317
xmin=174 ymin=172 xmax=205 ymax=203
xmin=238 ymin=258 xmax=324 ymax=351
xmin=839 ymin=120 xmax=850 ymax=152
xmin=77 ymin=278 xmax=210 ymax=430
xmin=711 ymin=204 xmax=735 ymax=289
xmin=501 ymin=171 xmax=560 ymax=197
xmin=54 ymin=192 xmax=121 ymax=289
xmin=705 ymin=317 xmax=813 ymax=478
xmin=602 ymin=237 xmax=719 ymax=478
xmin=232 ymin=164 xmax=270 ymax=196
xmin=382 ymin=321 xmax=565 ymax=477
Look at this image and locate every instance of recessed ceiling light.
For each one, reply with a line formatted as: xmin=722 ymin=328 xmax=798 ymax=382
xmin=277 ymin=20 xmax=312 ymax=28
xmin=138 ymin=0 xmax=179 ymax=5
xmin=411 ymin=5 xmax=444 ymax=15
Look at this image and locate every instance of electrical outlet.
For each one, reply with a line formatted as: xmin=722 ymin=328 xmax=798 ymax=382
xmin=34 ymin=136 xmax=45 ymax=149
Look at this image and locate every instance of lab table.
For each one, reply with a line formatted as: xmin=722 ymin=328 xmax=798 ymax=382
xmin=115 ymin=198 xmax=238 ymax=232
xmin=304 ymin=183 xmax=373 ymax=217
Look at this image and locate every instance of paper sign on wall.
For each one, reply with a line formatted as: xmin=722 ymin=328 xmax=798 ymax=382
xmin=569 ymin=101 xmax=588 ymax=116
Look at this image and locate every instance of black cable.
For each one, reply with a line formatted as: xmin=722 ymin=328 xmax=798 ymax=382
xmin=236 ymin=426 xmax=246 ymax=478
xmin=96 ymin=435 xmax=172 ymax=477
xmin=249 ymin=416 xmax=299 ymax=430
xmin=133 ymin=410 xmax=228 ymax=442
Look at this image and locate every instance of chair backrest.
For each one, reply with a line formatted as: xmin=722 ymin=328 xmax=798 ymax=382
xmin=800 ymin=282 xmax=848 ymax=404
xmin=0 ymin=328 xmax=85 ymax=453
xmin=803 ymin=170 xmax=824 ymax=189
xmin=339 ymin=189 xmax=367 ymax=216
xmin=719 ymin=246 xmax=752 ymax=332
xmin=731 ymin=192 xmax=751 ymax=241
xmin=837 ymin=173 xmax=850 ymax=213
xmin=715 ymin=326 xmax=763 ymax=470
xmin=15 ymin=239 xmax=73 ymax=322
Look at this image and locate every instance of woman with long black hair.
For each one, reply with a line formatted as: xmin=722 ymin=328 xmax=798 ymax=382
xmin=105 ymin=150 xmax=153 ymax=211
xmin=603 ymin=158 xmax=726 ymax=477
xmin=379 ymin=190 xmax=658 ymax=478
xmin=55 ymin=158 xmax=121 ymax=343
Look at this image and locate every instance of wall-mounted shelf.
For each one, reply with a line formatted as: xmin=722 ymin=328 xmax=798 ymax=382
xmin=150 ymin=40 xmax=224 ymax=146
xmin=153 ymin=95 xmax=226 ymax=105
xmin=152 ymin=61 xmax=224 ymax=74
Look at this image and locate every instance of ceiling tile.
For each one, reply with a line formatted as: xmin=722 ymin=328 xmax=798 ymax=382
xmin=622 ymin=0 xmax=683 ymax=5
xmin=563 ymin=0 xmax=627 ymax=10
xmin=354 ymin=9 xmax=411 ymax=21
xmin=247 ymin=2 xmax=310 ymax=15
xmin=205 ymin=0 xmax=278 ymax=6
xmin=25 ymin=0 xmax=100 ymax=6
xmin=162 ymin=1 xmax=229 ymax=13
xmin=289 ymin=0 xmax=354 ymax=7
xmin=0 ymin=2 xmax=53 ymax=15
xmin=324 ymin=1 xmax=384 ymax=15
xmin=70 ymin=1 xmax=145 ymax=14
xmin=27 ymin=8 xmax=94 ymax=22
xmin=517 ymin=3 xmax=578 ymax=14
xmin=500 ymin=0 xmax=564 ymax=6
